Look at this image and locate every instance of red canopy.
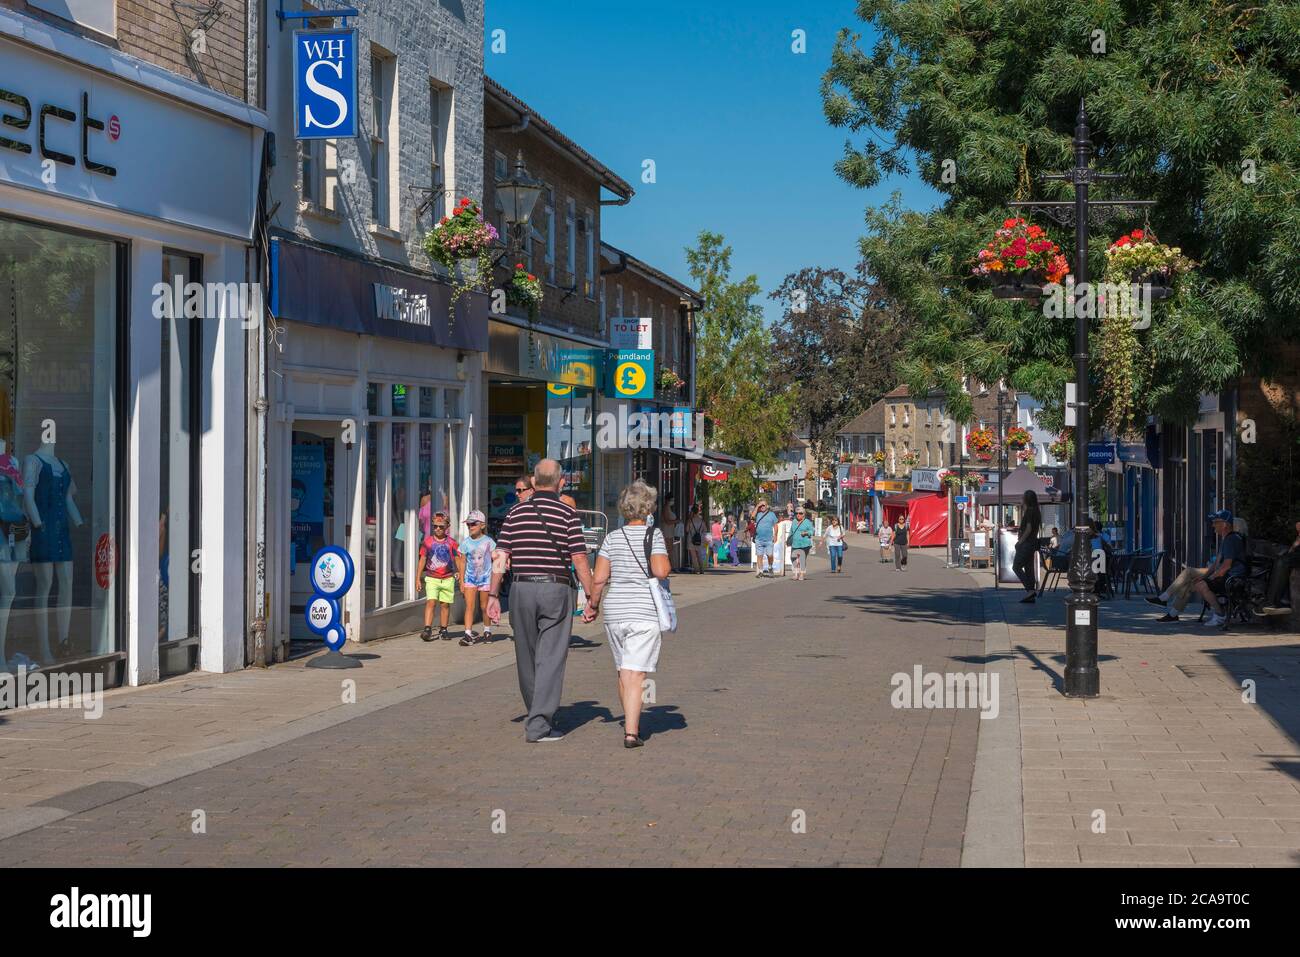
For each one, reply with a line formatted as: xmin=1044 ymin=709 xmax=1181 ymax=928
xmin=881 ymin=491 xmax=948 ymax=547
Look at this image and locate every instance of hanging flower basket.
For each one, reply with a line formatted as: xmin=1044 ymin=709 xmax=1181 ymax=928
xmin=972 ymin=217 xmax=1070 ymax=300
xmin=871 ymin=450 xmax=887 ymax=467
xmin=820 ymin=469 xmax=835 ymax=481
xmin=1103 ymin=229 xmax=1194 ymax=301
xmin=1099 ymin=231 xmax=1195 ymax=437
xmin=941 ymin=472 xmax=984 ymax=492
xmin=1047 ymin=430 xmax=1074 ymax=463
xmin=897 ymin=451 xmax=920 ymax=469
xmin=505 ymin=264 xmax=542 ymax=319
xmin=966 ymin=426 xmax=997 ymax=461
xmin=423 ymin=197 xmax=498 ymax=331
xmin=658 ymin=368 xmax=686 ymax=392
xmin=1004 ymin=425 xmax=1032 ymax=450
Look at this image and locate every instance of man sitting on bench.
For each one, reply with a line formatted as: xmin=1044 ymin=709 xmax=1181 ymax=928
xmin=1185 ymin=511 xmax=1247 ymax=628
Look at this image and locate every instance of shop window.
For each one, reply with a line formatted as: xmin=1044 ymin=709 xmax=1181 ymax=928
xmin=392 ymin=383 xmax=410 ymax=416
xmin=443 ymin=388 xmax=460 ymax=418
xmin=419 ymin=423 xmax=434 ymax=539
xmin=367 ymin=383 xmax=379 ymax=416
xmin=390 ymin=424 xmax=408 ymax=601
xmin=0 ymin=217 xmax=119 ymax=673
xmin=365 ymin=422 xmax=379 ymax=611
xmin=419 ymin=387 xmax=434 ymax=418
xmin=159 ymin=251 xmax=202 ymax=679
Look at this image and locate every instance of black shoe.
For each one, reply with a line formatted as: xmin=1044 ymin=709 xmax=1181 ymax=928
xmin=1020 ymin=593 xmax=1036 ymax=604
xmin=1145 ymin=596 xmax=1167 ymax=607
xmin=623 ymin=733 xmax=644 ymax=749
xmin=439 ymin=627 xmax=451 ymax=641
xmin=1156 ymin=613 xmax=1179 ymax=622
xmin=459 ymin=630 xmax=476 ymax=646
xmin=420 ymin=626 xmax=434 ymax=642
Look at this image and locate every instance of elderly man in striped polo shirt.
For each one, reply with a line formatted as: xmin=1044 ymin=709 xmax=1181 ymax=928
xmin=487 ymin=459 xmax=595 ymax=742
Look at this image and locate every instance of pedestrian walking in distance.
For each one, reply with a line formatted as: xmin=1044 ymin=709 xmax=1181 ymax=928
xmin=583 ymin=479 xmax=672 ymax=749
xmin=486 ymin=459 xmax=595 ymax=743
xmin=893 ymin=514 xmax=910 ymax=571
xmin=825 ymin=515 xmax=846 ymax=573
xmin=752 ymin=499 xmax=778 ymax=577
xmin=789 ymin=507 xmax=815 ymax=580
xmin=1013 ymin=489 xmax=1042 ymax=603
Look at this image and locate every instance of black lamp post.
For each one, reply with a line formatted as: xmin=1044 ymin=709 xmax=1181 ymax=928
xmin=1005 ymin=101 xmax=1155 ymax=698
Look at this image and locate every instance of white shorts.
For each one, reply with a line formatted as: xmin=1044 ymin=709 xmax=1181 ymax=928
xmin=605 ymin=619 xmax=662 ymax=673
xmin=754 ymin=541 xmax=774 ymax=559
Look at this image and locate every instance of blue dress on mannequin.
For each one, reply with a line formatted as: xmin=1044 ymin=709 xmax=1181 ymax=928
xmin=29 ymin=456 xmax=73 ymax=563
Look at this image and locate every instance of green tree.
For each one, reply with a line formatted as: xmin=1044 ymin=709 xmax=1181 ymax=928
xmin=770 ymin=262 xmax=907 ymax=472
xmin=686 ymin=230 xmax=795 ymax=507
xmin=822 ymin=0 xmax=1299 ymax=436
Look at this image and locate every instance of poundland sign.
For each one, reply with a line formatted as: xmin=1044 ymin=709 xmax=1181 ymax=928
xmin=293 ymin=29 xmax=358 ymax=140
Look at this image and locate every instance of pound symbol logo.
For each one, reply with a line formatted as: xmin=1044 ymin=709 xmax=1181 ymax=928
xmin=615 ymin=361 xmax=646 ymax=396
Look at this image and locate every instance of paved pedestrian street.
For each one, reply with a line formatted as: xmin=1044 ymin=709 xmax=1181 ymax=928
xmin=0 ymin=552 xmax=984 ymax=867
xmin=3 ymin=545 xmax=1298 ymax=868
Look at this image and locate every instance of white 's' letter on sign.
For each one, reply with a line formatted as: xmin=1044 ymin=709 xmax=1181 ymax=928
xmin=294 ymin=29 xmax=358 ymax=140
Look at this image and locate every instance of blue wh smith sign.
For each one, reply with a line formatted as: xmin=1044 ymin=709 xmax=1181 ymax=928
xmin=293 ymin=29 xmax=358 ymax=140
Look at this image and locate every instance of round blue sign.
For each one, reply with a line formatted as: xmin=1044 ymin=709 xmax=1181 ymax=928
xmin=310 ymin=545 xmax=355 ymax=598
xmin=324 ymin=626 xmax=346 ymax=652
xmin=304 ymin=595 xmax=341 ymax=636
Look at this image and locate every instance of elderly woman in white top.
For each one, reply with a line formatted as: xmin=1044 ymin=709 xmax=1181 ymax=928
xmin=582 ymin=480 xmax=671 ymax=749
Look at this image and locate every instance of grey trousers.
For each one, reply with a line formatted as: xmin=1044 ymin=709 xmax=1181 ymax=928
xmin=509 ymin=581 xmax=574 ymax=740
xmin=894 ymin=542 xmax=908 ymax=569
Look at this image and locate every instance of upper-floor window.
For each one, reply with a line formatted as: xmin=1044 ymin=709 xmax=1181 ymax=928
xmin=890 ymin=407 xmax=897 ymax=427
xmin=631 ymin=290 xmax=639 ymax=317
xmin=615 ymin=284 xmax=624 ymax=315
xmin=599 ymin=278 xmax=607 ymax=331
xmin=429 ymin=83 xmax=452 ymax=223
xmin=584 ymin=208 xmax=595 ymax=298
xmin=492 ymin=152 xmax=509 ymax=239
xmin=565 ymin=198 xmax=577 ymax=282
xmin=301 ymin=140 xmax=320 ymax=205
xmin=544 ymin=187 xmax=556 ymax=284
xmin=369 ymin=51 xmax=396 ymax=227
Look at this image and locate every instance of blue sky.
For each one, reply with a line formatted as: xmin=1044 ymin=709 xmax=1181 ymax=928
xmin=483 ymin=0 xmax=940 ymax=322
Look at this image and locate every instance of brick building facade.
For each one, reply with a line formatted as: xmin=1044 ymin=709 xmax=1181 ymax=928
xmin=1 ymin=0 xmax=250 ymax=102
xmin=483 ymin=78 xmax=632 ymax=340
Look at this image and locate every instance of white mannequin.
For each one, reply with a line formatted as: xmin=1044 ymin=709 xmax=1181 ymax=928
xmin=0 ymin=437 xmax=23 ymax=671
xmin=24 ymin=442 xmax=83 ymax=664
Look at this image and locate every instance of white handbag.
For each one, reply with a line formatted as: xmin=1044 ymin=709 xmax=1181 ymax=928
xmin=625 ymin=527 xmax=677 ymax=633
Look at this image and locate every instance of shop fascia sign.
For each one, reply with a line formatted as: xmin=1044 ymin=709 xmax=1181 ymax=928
xmin=519 ymin=332 xmax=600 ymax=388
xmin=911 ymin=468 xmax=942 ymax=491
xmin=373 ymin=283 xmax=430 ymax=326
xmin=0 ymin=85 xmax=118 ymax=176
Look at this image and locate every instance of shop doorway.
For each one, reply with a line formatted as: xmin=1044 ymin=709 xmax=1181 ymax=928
xmin=287 ymin=423 xmax=349 ymax=646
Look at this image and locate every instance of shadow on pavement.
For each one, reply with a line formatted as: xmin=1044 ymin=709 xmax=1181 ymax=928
xmin=829 ymin=587 xmax=983 ymax=628
xmin=1203 ymin=642 xmax=1300 ymax=766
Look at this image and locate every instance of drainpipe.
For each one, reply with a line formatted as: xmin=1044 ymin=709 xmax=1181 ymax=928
xmin=249 ymin=134 xmax=273 ymax=668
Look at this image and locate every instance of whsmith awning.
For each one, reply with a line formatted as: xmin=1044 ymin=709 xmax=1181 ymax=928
xmin=270 ymin=237 xmax=489 ymax=351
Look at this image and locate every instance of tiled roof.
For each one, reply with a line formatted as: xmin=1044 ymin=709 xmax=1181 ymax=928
xmin=486 ymin=77 xmax=635 ymax=200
